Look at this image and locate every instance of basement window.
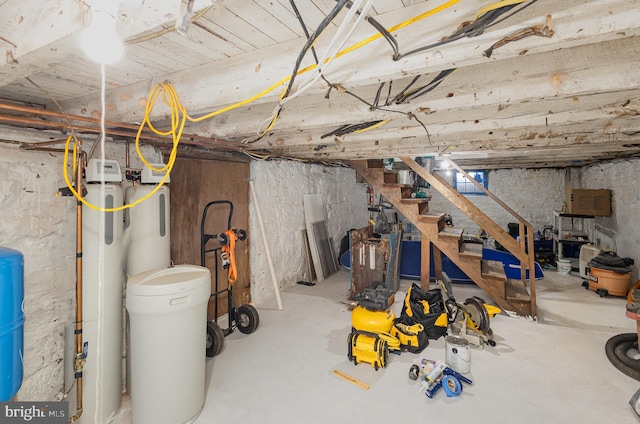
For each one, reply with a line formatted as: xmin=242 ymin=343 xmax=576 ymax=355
xmin=453 ymin=170 xmax=488 ymax=195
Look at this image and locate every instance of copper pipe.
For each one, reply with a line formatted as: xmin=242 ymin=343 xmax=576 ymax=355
xmin=0 ymin=114 xmax=245 ymax=152
xmin=70 ymin=147 xmax=85 ymax=423
xmin=0 ymin=101 xmax=238 ymax=147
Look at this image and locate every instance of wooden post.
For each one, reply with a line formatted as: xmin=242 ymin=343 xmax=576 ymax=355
xmin=433 ymin=244 xmax=443 ymax=282
xmin=420 ymin=236 xmax=430 ymax=290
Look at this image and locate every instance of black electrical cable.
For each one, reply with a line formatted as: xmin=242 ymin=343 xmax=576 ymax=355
xmin=242 ymin=0 xmax=349 ymax=144
xmin=282 ymin=0 xmax=350 ymax=100
xmin=320 ymin=120 xmax=386 ymax=138
xmin=363 ymin=0 xmax=538 ymax=62
xmin=393 ymin=68 xmax=457 ymax=104
xmin=371 ymin=82 xmax=384 ymax=110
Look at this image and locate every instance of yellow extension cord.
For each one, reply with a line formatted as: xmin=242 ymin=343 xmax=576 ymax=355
xmin=66 ymin=0 xmax=525 ymax=212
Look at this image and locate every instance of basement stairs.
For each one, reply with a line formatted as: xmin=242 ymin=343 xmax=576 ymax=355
xmin=350 ymin=158 xmax=537 ymax=319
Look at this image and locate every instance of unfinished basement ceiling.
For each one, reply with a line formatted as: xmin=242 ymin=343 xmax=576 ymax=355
xmin=1 ymin=0 xmax=640 ymax=169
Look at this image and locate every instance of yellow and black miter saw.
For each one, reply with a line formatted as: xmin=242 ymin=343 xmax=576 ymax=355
xmin=439 ymin=272 xmax=501 ymax=348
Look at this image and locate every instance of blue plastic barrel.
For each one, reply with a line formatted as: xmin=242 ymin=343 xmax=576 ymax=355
xmin=0 ymin=247 xmax=24 ymax=401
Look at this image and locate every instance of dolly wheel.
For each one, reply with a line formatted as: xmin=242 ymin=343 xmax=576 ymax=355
xmin=236 ymin=304 xmax=260 ymax=334
xmin=236 ymin=229 xmax=247 ymax=241
xmin=597 ymin=288 xmax=608 ymax=298
xmin=488 ymin=339 xmax=497 ymax=347
xmin=206 ymin=321 xmax=225 ymax=357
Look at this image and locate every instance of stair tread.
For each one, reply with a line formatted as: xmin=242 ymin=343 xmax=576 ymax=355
xmin=481 ymin=260 xmax=506 ymax=279
xmin=505 ymin=279 xmax=532 ymax=302
xmin=460 ymin=243 xmax=483 ymax=258
xmin=439 ymin=228 xmax=463 ymax=238
xmin=419 ymin=212 xmax=445 ymax=220
xmin=401 ymin=198 xmax=431 ymax=204
xmin=383 ymin=183 xmax=413 ymax=188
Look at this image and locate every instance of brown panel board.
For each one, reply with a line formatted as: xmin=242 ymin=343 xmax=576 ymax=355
xmin=170 ymin=157 xmax=251 ymax=319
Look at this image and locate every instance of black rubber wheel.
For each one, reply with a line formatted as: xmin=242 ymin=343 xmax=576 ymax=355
xmin=597 ymin=288 xmax=608 ymax=298
xmin=382 ymin=340 xmax=389 ymax=368
xmin=236 ymin=304 xmax=260 ymax=334
xmin=605 ymin=333 xmax=640 ymax=381
xmin=206 ymin=321 xmax=225 ymax=357
xmin=409 ymin=364 xmax=420 ymax=380
xmin=488 ymin=339 xmax=497 ymax=347
xmin=217 ymin=233 xmax=229 ymax=245
xmin=236 ymin=229 xmax=247 ymax=241
xmin=347 ymin=332 xmax=354 ymax=361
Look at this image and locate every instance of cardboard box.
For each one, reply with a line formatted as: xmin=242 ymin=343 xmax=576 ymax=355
xmin=567 ymin=189 xmax=611 ymax=216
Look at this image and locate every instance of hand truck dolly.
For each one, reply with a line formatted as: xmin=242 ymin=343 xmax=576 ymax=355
xmin=201 ymin=200 xmax=259 ymax=357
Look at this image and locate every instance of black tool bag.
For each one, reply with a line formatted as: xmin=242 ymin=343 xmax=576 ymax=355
xmin=391 ymin=315 xmax=429 ymax=353
xmin=400 ymin=283 xmax=448 ymax=340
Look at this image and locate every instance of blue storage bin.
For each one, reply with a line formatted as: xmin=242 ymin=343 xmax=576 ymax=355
xmin=0 ymin=247 xmax=25 ymax=401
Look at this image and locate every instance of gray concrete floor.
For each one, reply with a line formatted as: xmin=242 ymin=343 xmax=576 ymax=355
xmin=117 ymin=269 xmax=640 ymax=423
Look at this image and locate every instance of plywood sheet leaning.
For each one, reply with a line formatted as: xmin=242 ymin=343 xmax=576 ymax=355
xmin=303 ymin=194 xmax=338 ymax=282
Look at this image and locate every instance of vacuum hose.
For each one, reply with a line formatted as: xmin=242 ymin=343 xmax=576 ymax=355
xmin=605 ymin=333 xmax=640 ymax=381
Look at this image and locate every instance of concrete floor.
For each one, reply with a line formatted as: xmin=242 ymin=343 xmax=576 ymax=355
xmin=117 ymin=269 xmax=640 ymax=423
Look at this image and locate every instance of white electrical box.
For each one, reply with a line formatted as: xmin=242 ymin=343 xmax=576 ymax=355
xmin=141 ymin=163 xmax=170 ymax=184
xmin=85 ymin=159 xmax=122 ymax=183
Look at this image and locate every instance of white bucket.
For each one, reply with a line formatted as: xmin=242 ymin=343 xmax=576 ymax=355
xmin=445 ymin=335 xmax=470 ymax=374
xmin=557 ymin=259 xmax=572 ymax=274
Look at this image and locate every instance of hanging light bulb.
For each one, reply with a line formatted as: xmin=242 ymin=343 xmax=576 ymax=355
xmin=80 ymin=0 xmax=124 ymax=65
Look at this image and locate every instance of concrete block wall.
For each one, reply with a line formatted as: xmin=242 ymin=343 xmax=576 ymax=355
xmin=0 ymin=142 xmax=160 ymax=402
xmin=249 ymin=160 xmax=368 ymax=305
xmin=426 ymin=168 xmax=566 ymax=236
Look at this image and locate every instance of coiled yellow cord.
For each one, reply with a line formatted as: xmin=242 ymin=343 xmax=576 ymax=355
xmin=66 ymin=0 xmax=482 ymax=211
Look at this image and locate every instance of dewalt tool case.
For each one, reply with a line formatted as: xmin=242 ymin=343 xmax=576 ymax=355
xmin=391 ymin=316 xmax=428 ymax=353
xmin=347 ymin=330 xmax=389 ymax=371
xmin=400 ymin=283 xmax=448 ymax=340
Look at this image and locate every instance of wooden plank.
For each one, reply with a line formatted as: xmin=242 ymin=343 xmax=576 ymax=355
xmin=332 ymin=369 xmax=370 ymax=390
xmin=432 ymin=244 xmax=443 ymax=281
xmin=401 ymin=156 xmax=527 ymax=264
xmin=481 ymin=260 xmax=506 ymax=280
xmin=163 ymin=26 xmax=242 ymax=60
xmin=170 ymin=157 xmax=251 ymax=318
xmin=459 ymin=242 xmax=482 ymax=259
xmin=418 ymin=212 xmax=445 ymax=222
xmin=439 ymin=227 xmax=463 ymax=238
xmin=505 ymin=279 xmax=531 ymax=302
xmin=253 ymin=0 xmax=303 ymax=37
xmin=212 ymin=4 xmax=281 ymax=47
xmin=420 ymin=236 xmax=430 ymax=290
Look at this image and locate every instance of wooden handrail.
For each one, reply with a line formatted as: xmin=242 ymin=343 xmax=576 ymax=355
xmin=401 ymin=156 xmax=537 ymax=317
xmin=442 ymin=156 xmax=533 ymax=227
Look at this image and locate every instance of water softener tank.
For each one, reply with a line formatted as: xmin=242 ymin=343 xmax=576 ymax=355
xmin=0 ymin=247 xmax=24 ymax=401
xmin=80 ymin=160 xmax=125 ymax=424
xmin=125 ymin=163 xmax=171 ymax=277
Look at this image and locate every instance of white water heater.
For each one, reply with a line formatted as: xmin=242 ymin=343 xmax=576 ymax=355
xmin=125 ymin=164 xmax=171 ymax=277
xmin=81 ymin=168 xmax=125 ymax=424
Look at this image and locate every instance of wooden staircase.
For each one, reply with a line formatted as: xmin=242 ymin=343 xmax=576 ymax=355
xmin=351 ymin=158 xmax=537 ymax=318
